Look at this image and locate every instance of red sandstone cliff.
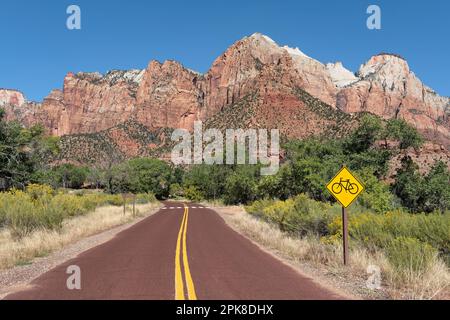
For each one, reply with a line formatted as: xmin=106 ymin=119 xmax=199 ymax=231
xmin=2 ymin=33 xmax=449 ymax=151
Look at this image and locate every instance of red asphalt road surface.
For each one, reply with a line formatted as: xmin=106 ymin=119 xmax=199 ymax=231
xmin=5 ymin=202 xmax=343 ymax=300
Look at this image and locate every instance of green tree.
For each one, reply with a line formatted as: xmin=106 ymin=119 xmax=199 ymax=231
xmin=223 ymin=165 xmax=259 ymax=205
xmin=183 ymin=164 xmax=231 ymax=200
xmin=386 ymin=118 xmax=423 ymax=150
xmin=392 ymin=157 xmax=450 ymax=213
xmin=422 ymin=161 xmax=450 ymax=213
xmin=392 ymin=156 xmax=423 ymax=212
xmin=53 ymin=164 xmax=88 ymax=189
xmin=108 ymin=158 xmax=172 ymax=198
xmin=344 ymin=114 xmax=383 ymax=153
xmin=0 ymin=110 xmax=46 ymax=189
xmin=86 ymin=167 xmax=103 ymax=189
xmin=356 ymin=168 xmax=395 ymax=213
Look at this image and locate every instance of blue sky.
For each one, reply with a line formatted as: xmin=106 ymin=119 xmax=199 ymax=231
xmin=1 ymin=0 xmax=449 ymax=101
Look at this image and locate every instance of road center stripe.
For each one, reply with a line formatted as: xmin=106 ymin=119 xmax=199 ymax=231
xmin=174 ymin=205 xmax=197 ymax=300
xmin=182 ymin=205 xmax=197 ymax=300
xmin=174 ymin=208 xmax=187 ymax=300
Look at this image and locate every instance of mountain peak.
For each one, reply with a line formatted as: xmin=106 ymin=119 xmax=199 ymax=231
xmin=282 ymin=46 xmax=309 ymax=59
xmin=0 ymin=89 xmax=26 ymax=107
xmin=248 ymin=33 xmax=277 ymax=44
xmin=326 ymin=62 xmax=358 ymax=88
xmin=357 ymin=53 xmax=410 ymax=81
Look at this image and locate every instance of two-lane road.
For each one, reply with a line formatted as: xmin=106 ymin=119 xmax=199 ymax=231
xmin=5 ymin=202 xmax=343 ymax=300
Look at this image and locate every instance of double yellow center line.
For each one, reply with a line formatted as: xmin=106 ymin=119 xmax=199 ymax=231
xmin=175 ymin=204 xmax=197 ymax=300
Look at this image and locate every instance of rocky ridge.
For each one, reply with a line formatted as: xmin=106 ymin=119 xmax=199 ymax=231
xmin=1 ymin=33 xmax=449 ymax=168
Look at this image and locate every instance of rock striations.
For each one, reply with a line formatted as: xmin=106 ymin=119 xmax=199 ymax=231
xmin=2 ymin=33 xmax=449 ymax=165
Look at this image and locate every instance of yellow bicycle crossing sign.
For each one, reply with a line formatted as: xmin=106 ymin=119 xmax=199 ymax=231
xmin=326 ymin=166 xmax=364 ymax=208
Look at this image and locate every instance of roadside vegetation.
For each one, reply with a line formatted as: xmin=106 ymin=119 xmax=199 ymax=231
xmin=0 ymin=188 xmax=158 ymax=270
xmin=221 ymin=206 xmax=448 ymax=300
xmin=244 ymin=195 xmax=449 ymax=299
xmin=1 ymin=108 xmax=449 ymax=298
xmin=0 ymin=184 xmax=156 ymax=239
xmin=0 ymin=184 xmax=158 ymax=269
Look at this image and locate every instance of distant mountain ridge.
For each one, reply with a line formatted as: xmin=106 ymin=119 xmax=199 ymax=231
xmin=1 ymin=33 xmax=449 ymax=166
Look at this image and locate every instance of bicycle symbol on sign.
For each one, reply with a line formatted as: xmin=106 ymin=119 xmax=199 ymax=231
xmin=331 ymin=178 xmax=359 ymax=195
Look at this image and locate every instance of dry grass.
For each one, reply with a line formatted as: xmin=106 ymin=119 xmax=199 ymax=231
xmin=0 ymin=202 xmax=160 ymax=270
xmin=219 ymin=206 xmax=449 ymax=300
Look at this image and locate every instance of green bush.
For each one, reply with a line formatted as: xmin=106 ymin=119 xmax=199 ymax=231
xmin=103 ymin=194 xmax=124 ymax=206
xmin=386 ymin=237 xmax=436 ymax=273
xmin=223 ymin=166 xmax=259 ymax=205
xmin=356 ymin=168 xmax=395 ymax=213
xmin=107 ymin=158 xmax=172 ymax=199
xmin=1 ymin=191 xmax=41 ymax=238
xmin=135 ymin=193 xmax=157 ymax=204
xmin=245 ymin=199 xmax=274 ymax=218
xmin=25 ymin=184 xmax=55 ymax=200
xmin=393 ymin=158 xmax=450 ymax=213
xmin=184 ymin=186 xmax=203 ymax=202
xmin=247 ymin=195 xmax=339 ymax=236
xmin=0 ymin=193 xmax=8 ymax=227
xmin=169 ymin=183 xmax=183 ymax=198
xmin=326 ymin=209 xmax=450 ymax=261
xmin=39 ymin=202 xmax=66 ymax=231
xmin=289 ymin=194 xmax=339 ymax=236
xmin=328 ymin=211 xmax=392 ymax=249
xmin=50 ymin=194 xmax=89 ymax=217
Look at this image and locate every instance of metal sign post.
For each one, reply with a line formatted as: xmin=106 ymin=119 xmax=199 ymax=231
xmin=342 ymin=206 xmax=349 ymax=265
xmin=326 ymin=166 xmax=364 ymax=266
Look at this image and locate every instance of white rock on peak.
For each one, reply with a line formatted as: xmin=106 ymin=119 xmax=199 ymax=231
xmin=326 ymin=62 xmax=359 ymax=88
xmin=261 ymin=34 xmax=277 ymax=45
xmin=245 ymin=33 xmax=338 ymax=106
xmin=75 ymin=69 xmax=146 ymax=85
xmin=0 ymin=89 xmax=26 ymax=107
xmin=282 ymin=46 xmax=309 ymax=59
xmin=105 ymin=69 xmax=146 ymax=85
xmin=248 ymin=33 xmax=319 ymax=64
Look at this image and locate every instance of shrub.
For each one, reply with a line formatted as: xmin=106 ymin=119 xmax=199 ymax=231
xmin=25 ymin=184 xmax=55 ymax=200
xmin=245 ymin=199 xmax=274 ymax=218
xmin=392 ymin=158 xmax=450 ymax=213
xmin=247 ymin=195 xmax=339 ymax=236
xmin=223 ymin=166 xmax=259 ymax=205
xmin=50 ymin=194 xmax=89 ymax=217
xmin=0 ymin=193 xmax=8 ymax=227
xmin=135 ymin=193 xmax=157 ymax=204
xmin=247 ymin=194 xmax=449 ymax=266
xmin=413 ymin=213 xmax=450 ymax=259
xmin=39 ymin=202 xmax=66 ymax=231
xmin=103 ymin=194 xmax=124 ymax=206
xmin=261 ymin=198 xmax=295 ymax=230
xmin=169 ymin=183 xmax=183 ymax=198
xmin=1 ymin=191 xmax=40 ymax=238
xmin=328 ymin=211 xmax=392 ymax=250
xmin=325 ymin=209 xmax=450 ymax=261
xmin=184 ymin=186 xmax=203 ymax=202
xmin=386 ymin=237 xmax=437 ymax=273
xmin=356 ymin=168 xmax=395 ymax=213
